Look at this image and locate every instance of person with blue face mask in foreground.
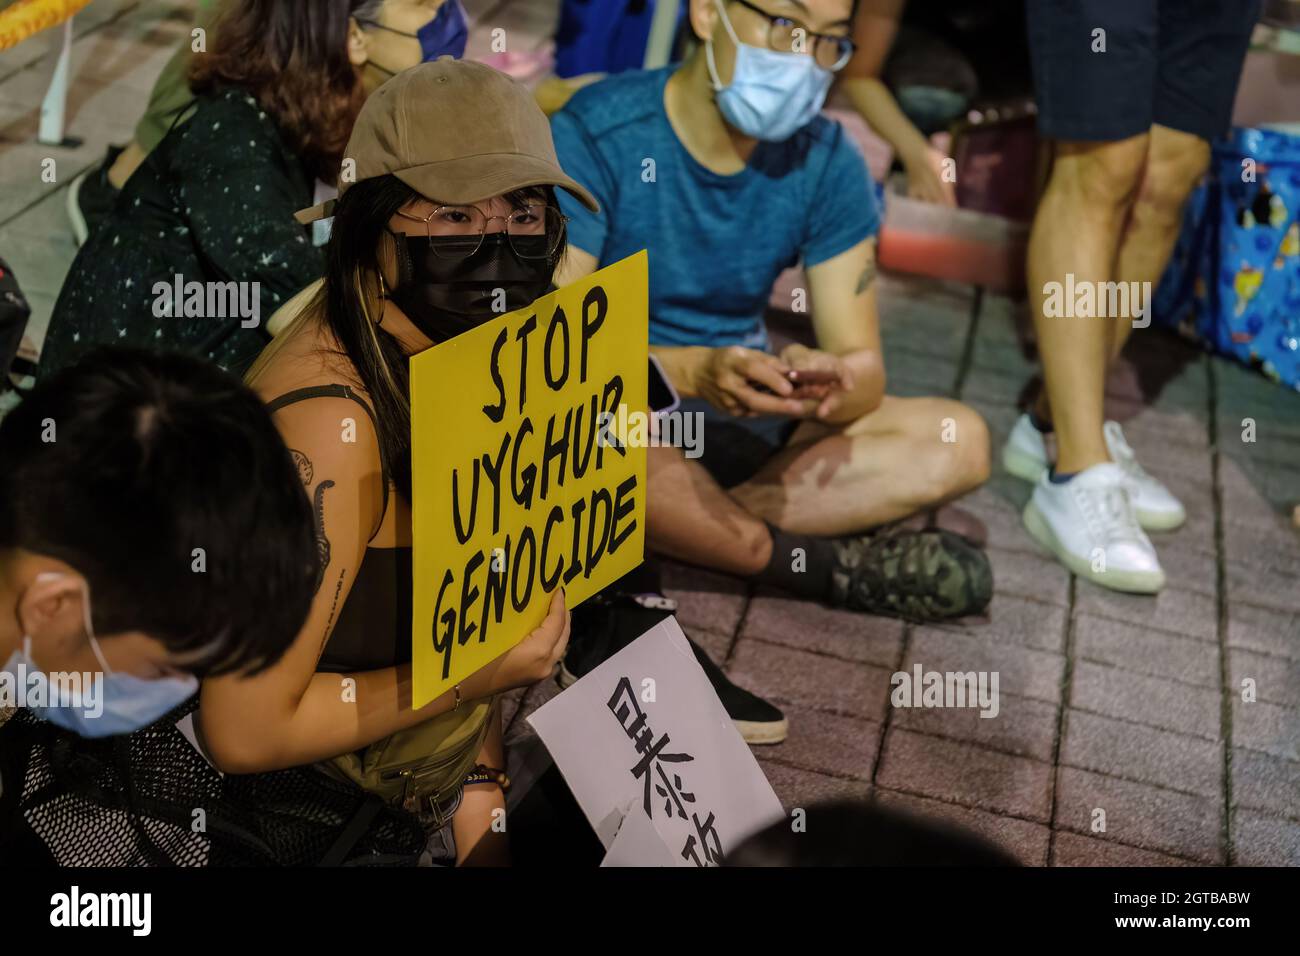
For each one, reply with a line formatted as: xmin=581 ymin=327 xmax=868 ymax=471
xmin=550 ymin=0 xmax=993 ymax=655
xmin=0 ymin=348 xmax=319 ymax=738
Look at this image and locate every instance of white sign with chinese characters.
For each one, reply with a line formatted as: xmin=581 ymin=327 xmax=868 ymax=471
xmin=526 ymin=617 xmax=784 ymax=866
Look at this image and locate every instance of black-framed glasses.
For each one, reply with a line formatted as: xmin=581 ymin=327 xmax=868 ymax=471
xmin=729 ymin=0 xmax=856 ymax=71
xmin=395 ymin=204 xmax=568 ymax=260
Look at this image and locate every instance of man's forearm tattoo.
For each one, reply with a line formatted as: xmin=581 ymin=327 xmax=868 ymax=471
xmin=855 ymin=260 xmax=878 ymax=295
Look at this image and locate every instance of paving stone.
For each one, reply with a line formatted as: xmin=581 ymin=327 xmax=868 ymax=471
xmin=931 ymin=592 xmax=1068 ymax=655
xmin=1231 ymin=698 xmax=1300 ymax=763
xmin=1050 ymin=830 xmax=1195 ymax=866
xmin=892 ymin=688 xmax=1057 ymax=762
xmin=874 ymin=788 xmax=1051 ymax=865
xmin=759 ymin=705 xmax=881 ymax=781
xmin=757 ymin=758 xmax=872 ymax=811
xmin=1219 ymin=456 xmax=1294 ymax=528
xmin=883 ymin=349 xmax=960 ymax=398
xmin=1218 ymin=404 xmax=1300 ymax=448
xmin=959 ymin=485 xmax=1030 ymax=548
xmin=977 ymin=473 xmax=1035 ymax=527
xmin=1227 ymin=601 xmax=1300 ymax=661
xmin=982 ymin=545 xmax=1071 ymax=606
xmin=1061 ymin=709 xmax=1222 ymax=799
xmin=741 ymin=589 xmax=903 ymax=668
xmin=1227 ymin=648 xmax=1300 ymax=709
xmin=660 ymin=561 xmax=748 ymax=638
xmin=1156 ymin=497 xmax=1218 ymax=559
xmin=1073 ymin=613 xmax=1220 ymax=689
xmin=876 ymin=727 xmax=1053 ymax=823
xmin=1073 ymin=582 xmax=1218 ymax=643
xmin=1114 ymin=406 xmax=1209 ymax=452
xmin=974 ymin=291 xmax=1031 ymax=347
xmin=1126 ymin=437 xmax=1213 ymax=493
xmin=1226 ymin=560 xmax=1300 ymax=614
xmin=1054 ymin=766 xmax=1223 ymax=863
xmin=879 ymin=271 xmax=976 ymax=316
xmin=961 ymin=364 xmax=1027 ymax=408
xmin=1147 ymin=542 xmax=1218 ymax=598
xmin=1070 ymin=660 xmax=1220 ymax=740
xmin=1231 ymin=810 xmax=1300 ymax=865
xmin=725 ymin=639 xmax=894 ymax=722
xmin=880 ymin=310 xmax=969 ymax=362
xmin=905 ymin=626 xmax=1065 ymax=706
xmin=971 ymin=336 xmax=1038 ymax=377
xmin=1222 ymin=519 xmax=1300 ymax=578
xmin=1230 ymin=747 xmax=1300 ymax=820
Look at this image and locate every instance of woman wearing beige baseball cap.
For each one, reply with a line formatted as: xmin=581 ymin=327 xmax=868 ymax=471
xmin=199 ymin=59 xmax=599 ymax=866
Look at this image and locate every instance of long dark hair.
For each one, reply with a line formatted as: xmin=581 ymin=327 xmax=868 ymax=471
xmin=317 ymin=176 xmax=568 ymax=503
xmin=190 ymin=0 xmax=384 ymax=183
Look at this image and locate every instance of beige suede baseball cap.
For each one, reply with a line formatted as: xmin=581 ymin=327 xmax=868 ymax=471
xmin=295 ymin=58 xmax=598 ymax=224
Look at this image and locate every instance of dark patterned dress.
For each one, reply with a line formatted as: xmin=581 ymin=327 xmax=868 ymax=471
xmin=42 ymin=88 xmax=324 ymax=376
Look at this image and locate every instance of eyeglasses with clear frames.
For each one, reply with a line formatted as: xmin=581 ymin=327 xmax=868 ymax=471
xmin=394 ymin=203 xmax=568 ymax=260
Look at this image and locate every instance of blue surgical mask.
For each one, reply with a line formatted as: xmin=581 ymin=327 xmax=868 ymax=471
xmin=365 ymin=0 xmax=469 ymax=77
xmin=1 ymin=575 xmax=197 ymax=737
xmin=704 ymin=0 xmax=833 ymax=142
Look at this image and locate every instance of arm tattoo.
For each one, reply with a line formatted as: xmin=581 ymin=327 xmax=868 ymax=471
xmin=290 ymin=448 xmax=334 ymax=593
xmin=319 ymin=567 xmax=346 ymax=659
xmin=290 ymin=448 xmax=347 ymax=660
xmin=292 ymin=449 xmax=313 ymax=485
xmin=311 ymin=479 xmax=335 ymax=593
xmin=855 ymin=260 xmax=878 ymax=295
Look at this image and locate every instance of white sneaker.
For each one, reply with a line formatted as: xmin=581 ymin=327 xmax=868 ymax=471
xmin=1022 ymin=462 xmax=1166 ymax=594
xmin=1002 ymin=414 xmax=1185 ymax=532
xmin=1103 ymin=421 xmax=1186 ymax=531
xmin=1001 ymin=412 xmax=1053 ymax=483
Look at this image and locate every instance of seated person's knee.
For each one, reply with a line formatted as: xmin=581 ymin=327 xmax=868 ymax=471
xmin=927 ymin=403 xmax=989 ymax=501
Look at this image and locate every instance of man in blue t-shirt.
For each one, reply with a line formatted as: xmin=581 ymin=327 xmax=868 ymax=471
xmin=553 ymin=0 xmax=992 ymax=625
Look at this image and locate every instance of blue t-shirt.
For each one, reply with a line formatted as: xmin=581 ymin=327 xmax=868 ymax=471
xmin=551 ymin=67 xmax=879 ymax=350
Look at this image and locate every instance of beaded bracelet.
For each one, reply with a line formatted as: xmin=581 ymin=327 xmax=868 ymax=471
xmin=463 ymin=764 xmax=510 ymax=791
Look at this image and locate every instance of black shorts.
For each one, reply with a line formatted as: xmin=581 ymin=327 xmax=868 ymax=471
xmin=678 ymin=398 xmax=800 ymax=490
xmin=1025 ymin=0 xmax=1261 ymax=143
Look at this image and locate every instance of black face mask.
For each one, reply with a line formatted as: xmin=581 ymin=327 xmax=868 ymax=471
xmin=385 ymin=231 xmax=554 ymax=343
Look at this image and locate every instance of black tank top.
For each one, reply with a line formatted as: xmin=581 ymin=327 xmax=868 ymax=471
xmin=266 ymin=385 xmax=411 ymax=673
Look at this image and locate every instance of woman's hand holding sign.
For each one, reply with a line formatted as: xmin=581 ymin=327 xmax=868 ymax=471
xmin=463 ymin=588 xmax=571 ymax=697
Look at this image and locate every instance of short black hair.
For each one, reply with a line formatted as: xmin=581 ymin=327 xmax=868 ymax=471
xmin=0 ymin=347 xmax=317 ymax=677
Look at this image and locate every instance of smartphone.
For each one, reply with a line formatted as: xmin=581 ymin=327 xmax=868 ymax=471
xmin=648 ymin=354 xmax=680 ymax=414
xmin=749 ymin=368 xmax=842 ymax=395
xmin=786 ymin=368 xmax=840 ymax=387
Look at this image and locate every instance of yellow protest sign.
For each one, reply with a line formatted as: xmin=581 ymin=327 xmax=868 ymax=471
xmin=410 ymin=251 xmax=649 ymax=709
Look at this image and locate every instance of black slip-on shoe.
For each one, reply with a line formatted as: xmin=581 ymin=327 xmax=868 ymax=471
xmin=560 ymin=591 xmax=788 ymax=745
